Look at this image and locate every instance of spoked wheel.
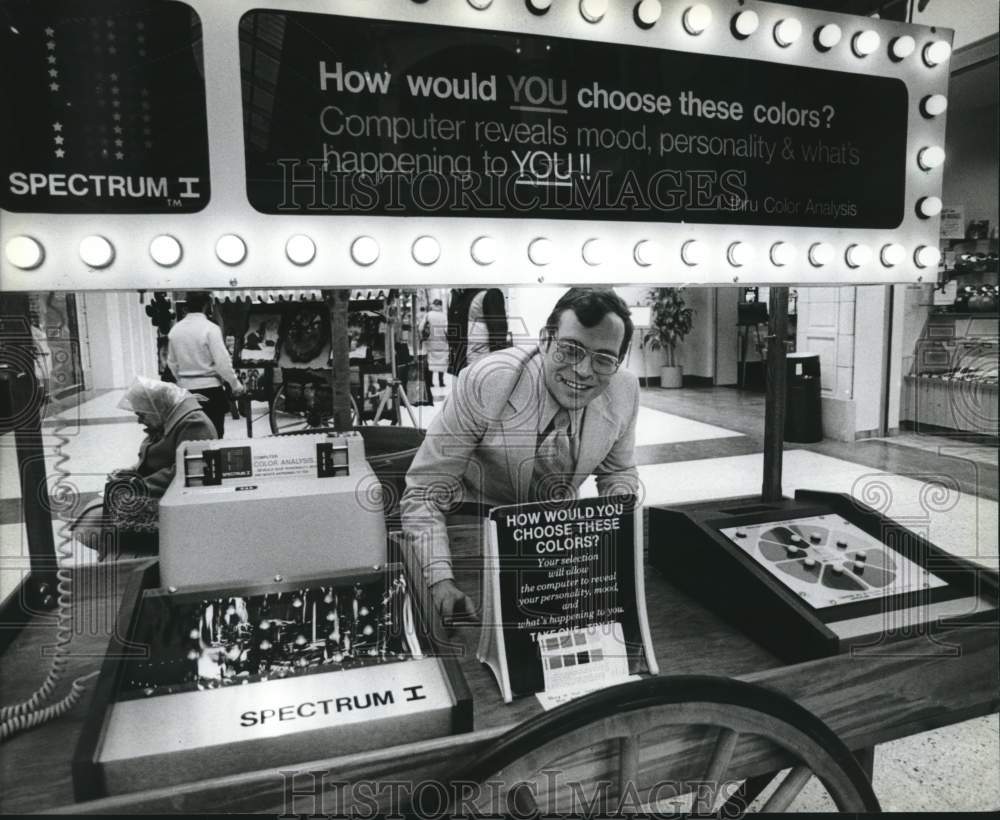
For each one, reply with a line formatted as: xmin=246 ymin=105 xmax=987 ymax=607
xmin=268 ymin=382 xmax=358 ymax=435
xmin=453 ymin=675 xmax=880 ymax=815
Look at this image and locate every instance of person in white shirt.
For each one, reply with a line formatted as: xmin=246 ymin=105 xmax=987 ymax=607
xmin=167 ymin=291 xmax=244 ymax=437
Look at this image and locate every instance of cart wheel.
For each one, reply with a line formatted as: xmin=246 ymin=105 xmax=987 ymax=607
xmin=268 ymin=383 xmax=358 ymax=434
xmin=454 ymin=676 xmax=880 ymax=815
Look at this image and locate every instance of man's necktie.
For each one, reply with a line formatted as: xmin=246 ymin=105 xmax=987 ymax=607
xmin=531 ymin=407 xmax=575 ymax=500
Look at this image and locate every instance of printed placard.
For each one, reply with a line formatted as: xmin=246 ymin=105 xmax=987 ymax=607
xmin=241 ymin=10 xmax=906 ymax=228
xmin=479 ymin=496 xmax=657 ymax=701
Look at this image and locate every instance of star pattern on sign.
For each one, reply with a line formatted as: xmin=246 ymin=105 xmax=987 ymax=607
xmin=44 ymin=27 xmax=54 ymax=36
xmin=49 ymin=82 xmax=60 ymax=92
xmin=114 ymin=138 xmax=122 ymax=147
xmin=112 ymin=113 xmax=121 ymax=121
xmin=55 ymin=148 xmax=65 ymax=158
xmin=54 ymin=136 xmax=64 ymax=145
xmin=52 ymin=122 xmax=63 ymax=132
xmin=46 ymin=41 xmax=56 ymax=50
xmin=48 ymin=69 xmax=58 ymax=77
xmin=113 ymin=126 xmax=122 ymax=134
xmin=115 ymin=151 xmax=124 ymax=160
xmin=108 ymin=46 xmax=116 ymax=55
xmin=47 ymin=55 xmax=56 ymax=64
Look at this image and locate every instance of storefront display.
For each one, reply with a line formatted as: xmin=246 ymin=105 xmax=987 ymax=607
xmin=2 ymin=0 xmax=950 ymax=290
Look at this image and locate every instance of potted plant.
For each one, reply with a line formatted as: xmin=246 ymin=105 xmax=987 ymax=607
xmin=643 ymin=288 xmax=694 ymax=388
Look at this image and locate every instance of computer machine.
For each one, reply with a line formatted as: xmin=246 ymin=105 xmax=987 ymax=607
xmin=74 ymin=432 xmax=471 ymax=799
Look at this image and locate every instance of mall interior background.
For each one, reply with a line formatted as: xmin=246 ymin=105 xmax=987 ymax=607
xmin=1 ymin=0 xmax=997 ymax=812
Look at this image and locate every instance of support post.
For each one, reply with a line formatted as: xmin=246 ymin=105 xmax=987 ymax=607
xmin=762 ymin=287 xmax=789 ymax=502
xmin=327 ymin=290 xmax=353 ymax=432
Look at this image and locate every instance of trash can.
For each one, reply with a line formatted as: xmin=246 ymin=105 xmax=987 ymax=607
xmin=785 ymin=352 xmax=823 ymax=443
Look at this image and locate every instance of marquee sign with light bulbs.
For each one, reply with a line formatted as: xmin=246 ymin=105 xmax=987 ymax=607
xmin=1 ymin=0 xmax=953 ymax=291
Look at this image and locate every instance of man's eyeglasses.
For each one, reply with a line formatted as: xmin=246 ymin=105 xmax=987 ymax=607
xmin=550 ymin=338 xmax=621 ymax=375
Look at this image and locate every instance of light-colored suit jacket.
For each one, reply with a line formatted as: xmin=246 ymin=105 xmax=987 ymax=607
xmin=400 ymin=346 xmax=640 ymax=586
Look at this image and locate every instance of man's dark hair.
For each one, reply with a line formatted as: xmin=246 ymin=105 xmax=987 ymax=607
xmin=543 ymin=288 xmax=634 ymax=360
xmin=185 ymin=291 xmax=212 ymax=313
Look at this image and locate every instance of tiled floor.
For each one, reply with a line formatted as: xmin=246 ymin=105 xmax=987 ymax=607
xmin=1 ymin=381 xmax=997 ymax=811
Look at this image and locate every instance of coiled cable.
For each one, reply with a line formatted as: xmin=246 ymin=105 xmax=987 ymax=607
xmin=0 ymin=411 xmax=99 ymax=741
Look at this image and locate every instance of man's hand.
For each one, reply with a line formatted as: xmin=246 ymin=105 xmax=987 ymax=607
xmin=430 ymin=579 xmax=477 ymax=627
xmin=231 ymin=382 xmax=247 ymax=397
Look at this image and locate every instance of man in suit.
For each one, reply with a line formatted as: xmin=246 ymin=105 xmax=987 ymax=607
xmin=400 ymin=288 xmax=639 ymax=622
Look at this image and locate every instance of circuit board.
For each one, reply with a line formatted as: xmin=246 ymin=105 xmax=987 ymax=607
xmin=718 ymin=514 xmax=948 ymax=610
xmin=118 ymin=571 xmax=418 ymax=699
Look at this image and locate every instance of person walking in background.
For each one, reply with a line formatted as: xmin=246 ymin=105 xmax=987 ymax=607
xmin=167 ymin=291 xmax=244 ymax=438
xmin=423 ymin=298 xmax=449 ymax=390
xmin=465 ymin=288 xmax=508 ymax=371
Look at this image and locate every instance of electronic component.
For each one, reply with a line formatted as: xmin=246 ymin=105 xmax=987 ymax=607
xmin=649 ymin=490 xmax=998 ymax=661
xmin=73 ymin=563 xmax=472 ymax=799
xmin=158 ymin=432 xmax=386 ymax=588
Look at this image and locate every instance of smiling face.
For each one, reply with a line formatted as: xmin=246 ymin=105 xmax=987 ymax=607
xmin=540 ymin=309 xmax=626 ymax=411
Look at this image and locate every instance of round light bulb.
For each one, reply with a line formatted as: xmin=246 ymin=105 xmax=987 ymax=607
xmin=845 ymin=244 xmax=873 ymax=268
xmin=215 ymin=234 xmax=246 ymax=266
xmin=923 ymin=40 xmax=951 ymax=67
xmin=528 ymin=0 xmax=552 ymax=12
xmin=149 ymin=234 xmax=182 ymax=267
xmin=681 ymin=239 xmax=706 ymax=266
xmin=411 ymin=235 xmax=440 ymax=266
xmin=917 ymin=145 xmax=946 ymax=170
xmin=580 ymin=0 xmax=608 ymax=24
xmin=917 ymin=196 xmax=943 ymax=218
xmin=633 ymin=239 xmax=663 ymax=267
xmin=853 ymin=30 xmax=881 ymax=57
xmin=921 ymin=94 xmax=948 ymax=117
xmin=770 ymin=241 xmax=795 ymax=267
xmin=470 ymin=235 xmax=497 ymax=265
xmin=79 ymin=235 xmax=115 ymax=269
xmin=733 ymin=10 xmax=759 ymax=37
xmin=914 ymin=245 xmax=941 ymax=269
xmin=350 ymin=236 xmax=379 ymax=266
xmin=808 ymin=242 xmax=835 ymax=267
xmin=5 ymin=236 xmax=44 ymax=270
xmin=636 ymin=0 xmax=662 ymax=26
xmin=528 ymin=237 xmax=553 ymax=266
xmin=285 ymin=234 xmax=316 ymax=266
xmin=683 ymin=4 xmax=712 ymax=35
xmin=881 ymin=243 xmax=906 ymax=267
xmin=890 ymin=35 xmax=916 ymax=60
xmin=727 ymin=241 xmax=754 ymax=267
xmin=774 ymin=18 xmax=802 ymax=47
xmin=467 ymin=0 xmax=493 ymax=9
xmin=816 ymin=23 xmax=842 ymax=49
xmin=582 ymin=238 xmax=605 ymax=266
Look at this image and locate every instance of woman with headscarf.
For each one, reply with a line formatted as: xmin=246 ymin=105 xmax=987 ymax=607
xmin=72 ymin=377 xmax=216 ymax=558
